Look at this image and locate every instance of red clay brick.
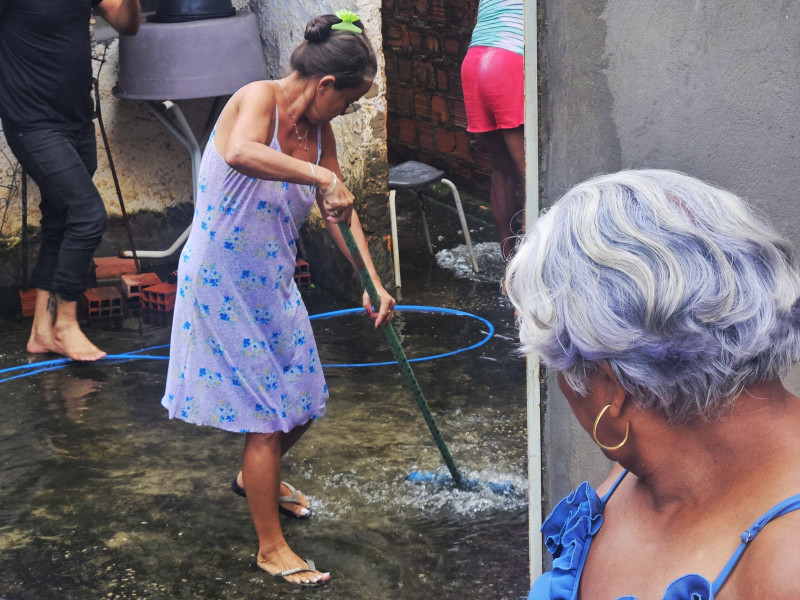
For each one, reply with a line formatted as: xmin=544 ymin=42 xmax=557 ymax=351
xmin=94 ymin=256 xmax=138 ymax=280
xmin=452 ymin=102 xmax=468 ymax=128
xmin=414 ymin=92 xmax=430 ymax=118
xmin=431 ymin=95 xmax=449 ymax=124
xmin=455 ymin=131 xmax=474 ymax=162
xmin=142 ymin=282 xmax=177 ymax=312
xmin=443 ymin=35 xmax=462 ymax=58
xmin=425 ymin=34 xmax=440 ymax=54
xmin=436 ymin=69 xmax=449 ymax=92
xmin=121 ymin=272 xmax=162 ymax=300
xmin=419 ymin=122 xmax=435 ymax=151
xmin=393 ymin=87 xmax=413 ymax=114
xmin=398 ymin=117 xmax=417 ymax=144
xmin=19 ymin=288 xmax=36 ymax=317
xmin=384 ymin=23 xmax=409 ymax=49
xmin=428 ymin=0 xmax=447 ymax=23
xmin=437 ymin=128 xmax=456 ymax=154
xmin=398 ymin=57 xmax=412 ymax=80
xmin=387 ymin=116 xmax=400 ymax=140
xmin=84 ymin=286 xmax=123 ymax=318
xmin=408 ymin=29 xmax=423 ymax=51
xmin=396 ymin=0 xmax=415 ymax=17
xmin=412 ymin=60 xmax=432 ymax=86
xmin=294 ymin=259 xmax=311 ymax=290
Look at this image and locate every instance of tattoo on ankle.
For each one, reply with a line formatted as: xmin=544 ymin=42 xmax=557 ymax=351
xmin=47 ymin=292 xmax=57 ymax=324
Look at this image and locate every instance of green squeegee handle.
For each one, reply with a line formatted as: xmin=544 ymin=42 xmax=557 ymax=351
xmin=337 ymin=222 xmax=463 ymax=487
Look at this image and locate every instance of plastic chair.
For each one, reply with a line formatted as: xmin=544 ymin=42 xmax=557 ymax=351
xmin=388 ymin=161 xmax=479 ymax=287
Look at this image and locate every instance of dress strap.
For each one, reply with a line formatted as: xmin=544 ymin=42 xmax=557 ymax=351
xmin=601 ymin=469 xmax=628 ymax=503
xmin=711 ymin=493 xmax=800 ymax=593
xmin=315 ymin=125 xmax=322 ymax=165
xmin=272 ymin=103 xmax=280 ymax=146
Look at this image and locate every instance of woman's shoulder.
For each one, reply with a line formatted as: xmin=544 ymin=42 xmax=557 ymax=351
xmin=728 ymin=506 xmax=800 ymax=598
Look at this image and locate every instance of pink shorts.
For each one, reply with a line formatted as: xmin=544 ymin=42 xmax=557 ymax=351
xmin=461 ymin=46 xmax=525 ymax=133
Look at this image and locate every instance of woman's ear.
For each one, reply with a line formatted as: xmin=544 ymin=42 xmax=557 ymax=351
xmin=596 ymin=361 xmax=628 ymax=418
xmin=316 ymin=76 xmax=336 ymax=95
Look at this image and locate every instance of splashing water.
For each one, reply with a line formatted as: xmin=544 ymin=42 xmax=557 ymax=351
xmin=436 ymin=241 xmax=507 ymax=282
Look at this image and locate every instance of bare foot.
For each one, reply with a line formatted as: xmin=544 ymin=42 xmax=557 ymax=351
xmin=256 ymin=545 xmax=330 ymax=585
xmin=234 ymin=473 xmax=311 ymax=518
xmin=27 ymin=289 xmax=58 ymax=354
xmin=52 ymin=321 xmax=106 ymax=361
xmin=27 ymin=328 xmax=57 ymax=354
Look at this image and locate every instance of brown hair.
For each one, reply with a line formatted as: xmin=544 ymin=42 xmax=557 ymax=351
xmin=290 ymin=14 xmax=377 ymax=89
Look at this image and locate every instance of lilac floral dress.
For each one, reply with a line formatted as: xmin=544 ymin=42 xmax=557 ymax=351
xmin=162 ymin=107 xmax=327 ymax=433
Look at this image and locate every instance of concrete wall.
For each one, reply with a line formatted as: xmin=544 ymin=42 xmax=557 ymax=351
xmin=0 ymin=0 xmax=390 ymax=298
xmin=540 ymin=0 xmax=800 ymax=505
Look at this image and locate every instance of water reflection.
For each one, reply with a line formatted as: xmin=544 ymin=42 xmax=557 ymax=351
xmin=0 ymin=215 xmax=529 ymax=599
xmin=40 ymin=372 xmax=105 ymax=424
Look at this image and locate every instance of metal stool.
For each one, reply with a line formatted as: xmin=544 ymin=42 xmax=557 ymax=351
xmin=388 ymin=161 xmax=479 ymax=287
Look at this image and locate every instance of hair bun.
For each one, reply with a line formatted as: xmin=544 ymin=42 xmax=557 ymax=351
xmin=304 ymin=15 xmax=337 ymax=44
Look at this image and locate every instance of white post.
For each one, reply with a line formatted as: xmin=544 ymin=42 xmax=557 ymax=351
xmin=523 ymin=0 xmax=543 ymax=584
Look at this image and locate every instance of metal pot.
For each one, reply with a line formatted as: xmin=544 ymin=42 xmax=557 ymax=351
xmin=147 ymin=0 xmax=235 ymax=23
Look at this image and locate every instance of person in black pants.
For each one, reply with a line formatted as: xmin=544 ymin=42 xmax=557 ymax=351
xmin=0 ymin=0 xmax=141 ymax=360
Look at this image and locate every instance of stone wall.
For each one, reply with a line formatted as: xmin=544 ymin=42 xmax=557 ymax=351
xmin=382 ymin=0 xmax=493 ymax=194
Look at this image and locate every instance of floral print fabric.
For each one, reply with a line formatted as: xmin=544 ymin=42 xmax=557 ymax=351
xmin=162 ymin=124 xmax=327 ymax=433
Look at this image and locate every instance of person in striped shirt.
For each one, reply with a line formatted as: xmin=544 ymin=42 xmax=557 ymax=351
xmin=461 ymin=0 xmax=524 ymax=261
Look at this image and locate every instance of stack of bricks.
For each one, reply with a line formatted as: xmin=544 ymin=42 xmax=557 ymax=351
xmin=294 ymin=258 xmax=311 ymax=290
xmin=382 ymin=0 xmax=492 ymax=193
xmin=121 ymin=272 xmax=161 ymax=302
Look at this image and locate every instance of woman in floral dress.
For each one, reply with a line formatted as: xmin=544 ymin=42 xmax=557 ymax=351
xmin=161 ymin=12 xmax=394 ymax=586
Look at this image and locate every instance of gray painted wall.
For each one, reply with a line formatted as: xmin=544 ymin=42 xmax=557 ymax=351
xmin=540 ymin=0 xmax=800 ymax=505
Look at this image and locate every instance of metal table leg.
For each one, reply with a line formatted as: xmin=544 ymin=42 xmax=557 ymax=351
xmin=441 ymin=178 xmax=479 ymax=273
xmin=120 ymin=100 xmax=202 ymax=259
xmin=389 ymin=189 xmax=402 ymax=288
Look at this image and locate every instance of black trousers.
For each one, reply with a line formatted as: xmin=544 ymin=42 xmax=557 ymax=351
xmin=5 ymin=123 xmax=107 ymax=302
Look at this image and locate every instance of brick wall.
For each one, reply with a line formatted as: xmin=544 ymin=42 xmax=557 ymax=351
xmin=382 ymin=0 xmax=492 ymax=194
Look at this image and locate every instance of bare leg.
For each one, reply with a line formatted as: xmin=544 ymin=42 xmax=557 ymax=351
xmin=243 ymin=431 xmax=329 ymax=584
xmin=482 ymin=127 xmax=526 ymax=261
xmin=235 ymin=420 xmax=312 ymax=517
xmin=27 ymin=290 xmax=106 ymax=361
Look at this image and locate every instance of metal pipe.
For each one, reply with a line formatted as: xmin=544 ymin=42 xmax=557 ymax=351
xmin=524 ymin=0 xmax=544 ymax=583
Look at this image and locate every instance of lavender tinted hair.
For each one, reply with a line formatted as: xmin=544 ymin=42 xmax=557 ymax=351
xmin=505 ymin=169 xmax=800 ymax=423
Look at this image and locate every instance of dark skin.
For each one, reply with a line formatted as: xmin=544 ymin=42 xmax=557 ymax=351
xmin=481 ymin=126 xmax=524 ymax=261
xmin=560 ymin=365 xmax=800 ymax=599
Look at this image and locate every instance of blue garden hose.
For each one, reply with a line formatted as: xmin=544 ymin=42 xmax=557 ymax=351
xmin=0 ymin=310 xmax=492 ymax=379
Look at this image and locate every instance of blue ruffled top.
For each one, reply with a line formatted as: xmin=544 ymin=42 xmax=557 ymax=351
xmin=528 ymin=471 xmax=800 ymax=600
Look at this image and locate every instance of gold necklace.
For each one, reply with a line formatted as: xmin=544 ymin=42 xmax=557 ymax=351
xmin=278 ymin=80 xmax=309 ymax=152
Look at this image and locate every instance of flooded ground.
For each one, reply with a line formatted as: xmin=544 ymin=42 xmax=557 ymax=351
xmin=0 ymin=194 xmax=530 ymax=600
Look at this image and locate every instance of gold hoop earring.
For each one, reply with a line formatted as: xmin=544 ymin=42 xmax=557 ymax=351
xmin=592 ymin=404 xmax=629 ymax=451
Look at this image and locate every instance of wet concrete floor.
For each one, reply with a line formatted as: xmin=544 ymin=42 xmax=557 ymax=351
xmin=0 ymin=194 xmax=530 ymax=599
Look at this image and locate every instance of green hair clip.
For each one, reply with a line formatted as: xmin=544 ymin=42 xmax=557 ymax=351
xmin=332 ymin=9 xmax=363 ymax=34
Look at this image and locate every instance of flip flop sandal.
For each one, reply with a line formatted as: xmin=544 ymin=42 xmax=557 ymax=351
xmin=230 ymin=478 xmax=312 ymax=520
xmin=279 ymin=481 xmax=312 ymax=520
xmin=256 ymin=556 xmax=329 ymax=587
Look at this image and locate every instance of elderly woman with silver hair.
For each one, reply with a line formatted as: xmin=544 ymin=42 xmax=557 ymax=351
xmin=505 ymin=169 xmax=800 ymax=599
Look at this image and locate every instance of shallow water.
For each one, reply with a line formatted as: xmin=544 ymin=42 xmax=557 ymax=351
xmin=0 ymin=199 xmax=529 ymax=599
